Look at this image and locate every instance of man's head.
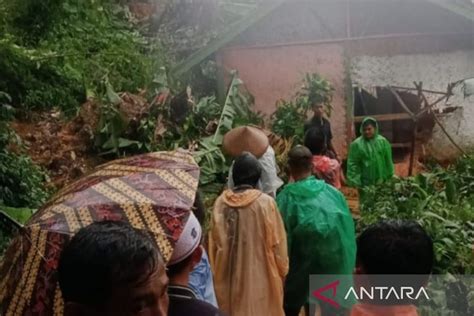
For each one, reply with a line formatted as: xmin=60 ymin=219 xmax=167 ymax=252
xmin=304 ymin=128 xmax=326 ymax=155
xmin=362 ymin=118 xmax=377 ymax=139
xmin=58 ymin=221 xmax=168 ymax=316
xmin=232 ymin=152 xmax=262 ymax=188
xmin=167 ymin=213 xmax=203 ymax=282
xmin=356 ymin=220 xmax=434 ymax=275
xmin=312 ymin=103 xmax=325 ymax=118
xmin=287 ymin=145 xmax=313 ymax=181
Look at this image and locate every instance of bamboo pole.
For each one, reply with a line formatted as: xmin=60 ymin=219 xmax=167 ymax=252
xmin=390 ymin=85 xmax=448 ymax=96
xmin=388 ymin=87 xmax=416 ymax=120
xmin=389 ymin=87 xmax=418 ymax=175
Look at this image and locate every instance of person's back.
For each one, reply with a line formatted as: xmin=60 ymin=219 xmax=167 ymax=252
xmin=277 ymin=146 xmax=356 ymax=316
xmin=168 ymin=286 xmax=223 ymax=316
xmin=209 ymin=153 xmax=288 ymax=316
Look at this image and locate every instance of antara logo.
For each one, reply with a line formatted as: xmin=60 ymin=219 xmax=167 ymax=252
xmin=344 ymin=286 xmax=430 ymax=301
xmin=312 ymin=280 xmax=430 ymax=309
xmin=312 ymin=280 xmax=341 ymax=309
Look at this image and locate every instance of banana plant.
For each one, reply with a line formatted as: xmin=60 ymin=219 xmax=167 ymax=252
xmin=212 ymin=70 xmax=246 ymax=144
xmin=192 ymin=70 xmax=250 ymax=185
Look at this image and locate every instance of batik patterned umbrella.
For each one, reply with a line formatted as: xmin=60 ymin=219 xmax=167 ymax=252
xmin=0 ymin=150 xmax=200 ymax=316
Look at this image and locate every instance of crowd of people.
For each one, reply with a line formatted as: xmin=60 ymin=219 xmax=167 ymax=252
xmin=56 ymin=101 xmax=433 ymax=316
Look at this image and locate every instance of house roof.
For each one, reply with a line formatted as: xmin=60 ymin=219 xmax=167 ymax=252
xmin=171 ymin=0 xmax=474 ymax=77
xmin=426 ymin=0 xmax=474 ymax=21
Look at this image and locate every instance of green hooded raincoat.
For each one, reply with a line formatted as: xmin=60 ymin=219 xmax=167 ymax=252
xmin=347 ymin=117 xmax=394 ymax=188
xmin=276 ymin=176 xmax=356 ymax=310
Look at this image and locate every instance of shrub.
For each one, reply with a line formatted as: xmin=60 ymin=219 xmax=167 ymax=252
xmin=0 ymin=91 xmax=50 ymax=208
xmin=0 ymin=0 xmax=165 ymax=113
xmin=359 ymin=155 xmax=474 ymax=274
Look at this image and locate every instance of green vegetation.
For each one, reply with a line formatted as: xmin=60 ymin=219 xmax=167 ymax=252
xmin=1 ymin=206 xmax=35 ymax=224
xmin=0 ymin=1 xmax=471 ymax=287
xmin=271 ymin=73 xmax=334 ymax=143
xmin=156 ymin=72 xmax=263 ymax=187
xmin=271 ymin=100 xmax=306 ymax=142
xmin=0 ymin=1 xmax=265 ymax=255
xmin=91 ymin=71 xmax=262 ymax=187
xmin=0 ymin=92 xmax=50 ymax=208
xmin=359 ymin=155 xmax=474 ymax=274
xmin=0 ymin=0 xmax=163 ymax=114
xmin=0 ymin=92 xmax=48 ymax=257
xmin=0 ymin=206 xmax=35 ymax=257
xmin=296 ymin=73 xmax=335 ymax=116
xmin=0 ymin=0 xmax=164 ymax=253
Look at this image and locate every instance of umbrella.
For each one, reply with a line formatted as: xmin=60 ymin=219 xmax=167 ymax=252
xmin=0 ymin=150 xmax=200 ymax=316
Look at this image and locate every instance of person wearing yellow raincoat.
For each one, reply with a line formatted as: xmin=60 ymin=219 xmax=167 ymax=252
xmin=209 ymin=152 xmax=289 ymax=316
xmin=347 ymin=117 xmax=394 ymax=188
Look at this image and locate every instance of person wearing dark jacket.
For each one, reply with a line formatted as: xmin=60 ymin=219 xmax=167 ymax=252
xmin=304 ymin=103 xmax=338 ymax=160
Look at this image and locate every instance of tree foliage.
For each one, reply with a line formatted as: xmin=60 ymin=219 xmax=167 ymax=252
xmin=0 ymin=0 xmax=165 ymax=113
xmin=296 ymin=73 xmax=334 ymax=116
xmin=271 ymin=73 xmax=334 ymax=142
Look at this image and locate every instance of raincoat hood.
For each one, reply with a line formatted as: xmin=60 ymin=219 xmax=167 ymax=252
xmin=360 ymin=117 xmax=379 ymax=137
xmin=347 ymin=118 xmax=394 ymax=188
xmin=281 ymin=176 xmax=325 ymax=198
xmin=221 ymin=189 xmax=262 ymax=208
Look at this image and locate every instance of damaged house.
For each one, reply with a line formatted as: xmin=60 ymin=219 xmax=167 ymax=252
xmin=175 ymin=0 xmax=474 ymax=169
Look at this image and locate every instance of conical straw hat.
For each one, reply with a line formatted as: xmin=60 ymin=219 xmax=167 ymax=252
xmin=223 ymin=126 xmax=269 ymax=158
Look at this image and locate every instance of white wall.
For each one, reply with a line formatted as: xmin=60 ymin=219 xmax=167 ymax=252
xmin=351 ymin=50 xmax=474 ymax=160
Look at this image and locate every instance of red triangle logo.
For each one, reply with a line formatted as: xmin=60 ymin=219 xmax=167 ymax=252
xmin=312 ymin=280 xmax=341 ymax=309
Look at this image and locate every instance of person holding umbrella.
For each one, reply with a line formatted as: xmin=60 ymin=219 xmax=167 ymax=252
xmin=223 ymin=126 xmax=283 ymax=198
xmin=0 ymin=150 xmax=201 ymax=315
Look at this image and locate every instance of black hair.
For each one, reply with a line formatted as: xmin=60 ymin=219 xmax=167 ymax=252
xmin=357 ymin=220 xmax=434 ymax=275
xmin=232 ymin=152 xmax=262 ymax=187
xmin=288 ymin=145 xmax=313 ymax=174
xmin=58 ymin=221 xmax=162 ymax=306
xmin=362 ymin=119 xmax=377 ymax=129
xmin=304 ymin=128 xmax=326 ymax=155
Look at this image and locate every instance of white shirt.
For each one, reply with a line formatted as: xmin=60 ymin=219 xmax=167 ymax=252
xmin=227 ymin=146 xmax=284 ymax=197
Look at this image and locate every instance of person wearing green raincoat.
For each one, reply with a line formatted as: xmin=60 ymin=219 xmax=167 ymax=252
xmin=347 ymin=117 xmax=394 ymax=188
xmin=277 ymin=146 xmax=356 ymax=316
